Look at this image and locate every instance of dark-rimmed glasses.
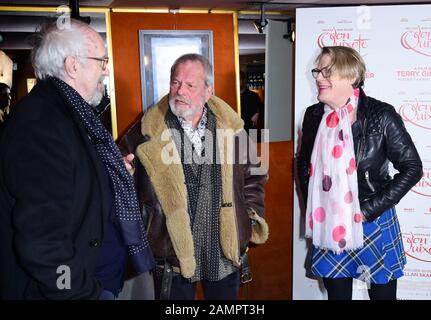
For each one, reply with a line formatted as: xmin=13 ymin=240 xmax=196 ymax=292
xmin=311 ymin=67 xmax=331 ymax=79
xmin=83 ymin=56 xmax=109 ymax=71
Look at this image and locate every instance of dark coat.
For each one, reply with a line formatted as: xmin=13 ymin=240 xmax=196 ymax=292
xmin=240 ymin=89 xmax=262 ymax=132
xmin=0 ymin=79 xmax=110 ymax=299
xmin=297 ymin=89 xmax=423 ymax=221
xmin=118 ymin=95 xmax=269 ymax=279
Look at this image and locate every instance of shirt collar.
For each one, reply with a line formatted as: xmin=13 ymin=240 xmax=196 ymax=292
xmin=177 ymin=105 xmax=208 ymax=131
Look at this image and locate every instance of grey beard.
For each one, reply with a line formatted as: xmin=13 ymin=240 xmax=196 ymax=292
xmin=170 ymin=104 xmax=196 ymax=119
xmin=169 ymin=97 xmax=202 ymax=119
xmin=88 ymin=89 xmax=104 ymax=107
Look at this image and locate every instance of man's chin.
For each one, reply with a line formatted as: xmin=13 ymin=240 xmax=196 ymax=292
xmin=88 ymin=98 xmax=102 ymax=107
xmin=174 ymin=101 xmax=190 ymax=109
xmin=88 ymin=92 xmax=104 ymax=107
xmin=170 ymin=104 xmax=190 ymax=117
xmin=177 ymin=109 xmax=194 ymax=119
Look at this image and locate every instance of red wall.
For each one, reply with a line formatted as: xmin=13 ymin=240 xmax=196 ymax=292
xmin=110 ymin=12 xmax=237 ymax=136
xmin=244 ymin=141 xmax=293 ymax=299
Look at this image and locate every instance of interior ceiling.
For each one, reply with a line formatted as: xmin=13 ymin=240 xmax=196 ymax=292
xmin=1 ymin=0 xmax=431 ymax=11
xmin=2 ymin=0 xmax=431 ymax=55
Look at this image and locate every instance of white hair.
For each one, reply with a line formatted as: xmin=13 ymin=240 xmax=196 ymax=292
xmin=31 ymin=19 xmax=92 ymax=80
xmin=170 ymin=53 xmax=213 ymax=88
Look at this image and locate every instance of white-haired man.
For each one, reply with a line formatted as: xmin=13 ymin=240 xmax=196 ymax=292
xmin=120 ymin=53 xmax=268 ymax=300
xmin=0 ymin=19 xmax=154 ymax=299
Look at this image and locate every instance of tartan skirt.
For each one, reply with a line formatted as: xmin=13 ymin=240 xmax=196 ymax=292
xmin=311 ymin=207 xmax=406 ymax=284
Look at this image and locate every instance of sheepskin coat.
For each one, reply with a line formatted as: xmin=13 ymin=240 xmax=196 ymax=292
xmin=119 ymin=95 xmax=268 ymax=278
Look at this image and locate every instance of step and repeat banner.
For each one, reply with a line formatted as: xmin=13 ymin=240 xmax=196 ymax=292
xmin=294 ymin=4 xmax=431 ymax=300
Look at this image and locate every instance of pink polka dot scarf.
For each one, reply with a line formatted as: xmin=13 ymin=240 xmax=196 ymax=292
xmin=305 ymin=88 xmax=363 ymax=254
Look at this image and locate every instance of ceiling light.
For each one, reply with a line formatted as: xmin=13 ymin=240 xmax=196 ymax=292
xmin=253 ymin=3 xmax=268 ymax=34
xmin=283 ymin=19 xmax=296 ymax=43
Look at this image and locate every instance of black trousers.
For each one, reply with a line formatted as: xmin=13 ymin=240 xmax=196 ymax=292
xmin=155 ymin=269 xmax=240 ymax=300
xmin=323 ymin=277 xmax=398 ymax=300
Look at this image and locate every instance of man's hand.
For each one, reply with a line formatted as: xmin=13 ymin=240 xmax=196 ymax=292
xmin=123 ymin=153 xmax=135 ymax=175
xmin=251 ymin=112 xmax=259 ymax=127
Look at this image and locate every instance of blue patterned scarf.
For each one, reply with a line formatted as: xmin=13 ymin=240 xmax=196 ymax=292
xmin=52 ymin=77 xmax=154 ymax=273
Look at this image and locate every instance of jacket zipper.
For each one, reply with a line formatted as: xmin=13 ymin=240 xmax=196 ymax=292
xmin=365 ymin=170 xmax=376 ymax=192
xmin=356 ymin=116 xmax=368 ymax=166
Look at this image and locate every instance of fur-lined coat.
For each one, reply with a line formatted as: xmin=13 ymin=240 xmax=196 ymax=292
xmin=119 ymin=95 xmax=268 ymax=278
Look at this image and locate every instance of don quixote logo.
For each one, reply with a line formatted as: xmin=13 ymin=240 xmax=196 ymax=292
xmin=411 ymin=168 xmax=431 ymax=197
xmin=399 ymin=100 xmax=431 ymax=130
xmin=401 ymin=26 xmax=431 ymax=57
xmin=403 ymin=232 xmax=431 ymax=263
xmin=317 ymin=28 xmax=369 ymax=52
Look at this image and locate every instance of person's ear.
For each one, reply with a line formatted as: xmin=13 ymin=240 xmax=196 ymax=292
xmin=64 ymin=56 xmax=78 ymax=79
xmin=204 ymin=85 xmax=213 ymax=103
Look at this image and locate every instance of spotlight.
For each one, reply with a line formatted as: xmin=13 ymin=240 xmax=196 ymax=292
xmin=253 ymin=3 xmax=268 ymax=34
xmin=254 ymin=20 xmax=268 ymax=34
xmin=283 ymin=19 xmax=296 ymax=43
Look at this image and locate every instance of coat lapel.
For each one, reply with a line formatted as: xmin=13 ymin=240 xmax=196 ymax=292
xmin=136 ymin=94 xmax=245 ymax=277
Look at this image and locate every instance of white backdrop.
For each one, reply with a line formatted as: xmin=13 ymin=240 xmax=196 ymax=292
xmin=293 ymin=4 xmax=431 ymax=300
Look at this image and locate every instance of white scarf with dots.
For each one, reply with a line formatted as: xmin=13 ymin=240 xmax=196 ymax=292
xmin=305 ymin=88 xmax=364 ymax=254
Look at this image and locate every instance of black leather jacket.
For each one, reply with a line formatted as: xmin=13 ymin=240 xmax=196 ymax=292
xmin=297 ymin=89 xmax=423 ymax=221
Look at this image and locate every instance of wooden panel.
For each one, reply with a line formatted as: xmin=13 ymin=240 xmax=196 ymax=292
xmin=240 ymin=141 xmax=293 ymax=300
xmin=110 ymin=12 xmax=237 ymax=136
xmin=196 ymin=141 xmax=293 ymax=300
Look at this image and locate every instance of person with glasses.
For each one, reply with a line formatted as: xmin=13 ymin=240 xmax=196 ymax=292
xmin=297 ymin=46 xmax=422 ymax=300
xmin=118 ymin=53 xmax=268 ymax=300
xmin=84 ymin=56 xmax=109 ymax=70
xmin=0 ymin=19 xmax=154 ymax=299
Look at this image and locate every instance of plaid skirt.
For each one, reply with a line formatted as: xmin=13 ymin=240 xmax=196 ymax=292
xmin=311 ymin=207 xmax=406 ymax=284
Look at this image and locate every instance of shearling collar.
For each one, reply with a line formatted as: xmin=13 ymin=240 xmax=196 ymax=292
xmin=141 ymin=94 xmax=243 ymax=139
xmin=135 ymin=95 xmax=243 ymax=278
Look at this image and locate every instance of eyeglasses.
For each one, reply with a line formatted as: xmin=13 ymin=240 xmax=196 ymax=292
xmin=82 ymin=56 xmax=109 ymax=71
xmin=311 ymin=67 xmax=331 ymax=79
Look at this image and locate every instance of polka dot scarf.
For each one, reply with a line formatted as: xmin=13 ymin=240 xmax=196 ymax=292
xmin=52 ymin=77 xmax=154 ymax=271
xmin=305 ymin=88 xmax=363 ymax=254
